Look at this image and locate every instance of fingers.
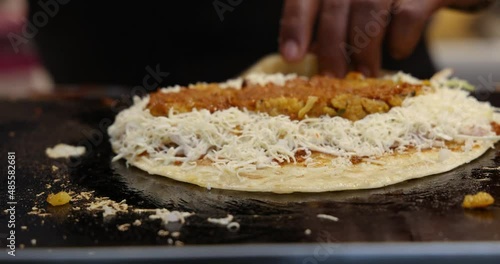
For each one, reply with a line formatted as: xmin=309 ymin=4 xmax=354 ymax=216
xmin=386 ymin=0 xmax=442 ymax=60
xmin=280 ymin=0 xmax=444 ymax=77
xmin=316 ymin=0 xmax=350 ymax=77
xmin=279 ymin=0 xmax=319 ymax=62
xmin=348 ymin=0 xmax=393 ymax=77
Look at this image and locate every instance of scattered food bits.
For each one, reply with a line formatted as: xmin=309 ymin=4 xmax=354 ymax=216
xmin=305 ymin=229 xmax=311 ymax=235
xmin=206 ymin=214 xmax=239 ymax=232
xmin=51 ymin=165 xmax=59 ymax=172
xmin=227 ymin=222 xmax=240 ymax=232
xmin=87 ymin=198 xmax=128 ymax=218
xmin=21 ymin=226 xmax=28 ymax=230
xmin=45 ymin=144 xmax=86 ymax=159
xmin=207 ymin=214 xmax=234 ymax=225
xmin=475 ymin=178 xmax=491 ymax=182
xmin=46 ymin=191 xmax=71 ymax=206
xmin=32 ymin=188 xmax=198 ymax=243
xmin=117 ymin=223 xmax=131 ymax=232
xmin=158 ymin=230 xmax=170 ymax=237
xmin=148 ymin=209 xmax=193 ymax=225
xmin=74 ymin=191 xmax=94 ymax=201
xmin=36 ymin=192 xmax=45 ymax=197
xmin=102 ymin=205 xmax=117 ymax=218
xmin=481 ymin=167 xmax=500 ymax=171
xmin=27 ymin=208 xmax=51 ymax=217
xmin=317 ymin=214 xmax=339 ymax=222
xmin=462 ymin=192 xmax=495 ymax=209
xmin=31 ymin=239 xmax=37 ymax=246
xmin=45 ymin=184 xmax=52 ymax=189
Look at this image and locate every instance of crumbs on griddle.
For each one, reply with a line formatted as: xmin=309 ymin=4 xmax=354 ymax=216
xmin=26 ymin=185 xmax=193 ymax=245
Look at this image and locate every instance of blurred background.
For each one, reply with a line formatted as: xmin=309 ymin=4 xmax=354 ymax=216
xmin=0 ymin=0 xmax=500 ymax=97
xmin=428 ymin=2 xmax=500 ymax=94
xmin=0 ymin=0 xmax=52 ymax=98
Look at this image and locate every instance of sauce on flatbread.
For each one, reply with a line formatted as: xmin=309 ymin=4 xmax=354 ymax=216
xmin=148 ymin=73 xmax=423 ymax=121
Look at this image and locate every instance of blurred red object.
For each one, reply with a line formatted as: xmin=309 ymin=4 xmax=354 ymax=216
xmin=0 ymin=0 xmax=53 ymax=98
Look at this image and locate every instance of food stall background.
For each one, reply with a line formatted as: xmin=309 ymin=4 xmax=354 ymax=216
xmin=0 ymin=0 xmax=498 ymax=98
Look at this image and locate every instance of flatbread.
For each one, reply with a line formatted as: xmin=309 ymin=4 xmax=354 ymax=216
xmin=130 ymin=143 xmax=491 ymax=193
xmin=108 ymin=72 xmax=500 ymax=193
xmin=240 ymin=53 xmax=395 ymax=78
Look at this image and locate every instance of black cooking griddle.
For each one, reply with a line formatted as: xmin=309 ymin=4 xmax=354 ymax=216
xmin=1 ymin=93 xmax=500 ymax=261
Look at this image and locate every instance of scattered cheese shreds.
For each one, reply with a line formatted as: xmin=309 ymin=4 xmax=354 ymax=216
xmin=227 ymin=222 xmax=240 ymax=232
xmin=102 ymin=205 xmax=116 ymax=218
xmin=158 ymin=230 xmax=169 ymax=236
xmin=244 ymin=72 xmax=298 ymax=86
xmin=46 ymin=144 xmax=86 ymax=159
xmin=317 ymin=214 xmax=339 ymax=222
xmin=117 ymin=223 xmax=131 ymax=231
xmin=148 ymin=209 xmax=193 ymax=225
xmin=207 ymin=214 xmax=234 ymax=225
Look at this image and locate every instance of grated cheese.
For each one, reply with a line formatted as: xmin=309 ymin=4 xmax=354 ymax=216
xmin=46 ymin=144 xmax=85 ymax=159
xmin=298 ymin=96 xmax=319 ymax=119
xmin=317 ymin=214 xmax=339 ymax=222
xmin=226 ymin=222 xmax=240 ymax=232
xmin=384 ymin=71 xmax=423 ymax=85
xmin=207 ymin=214 xmax=234 ymax=225
xmin=245 ymin=72 xmax=298 ymax=86
xmin=108 ymin=72 xmax=498 ymax=176
xmin=148 ymin=209 xmax=193 ymax=225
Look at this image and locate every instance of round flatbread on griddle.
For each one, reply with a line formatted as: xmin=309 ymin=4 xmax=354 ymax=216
xmin=108 ymin=71 xmax=500 ymax=193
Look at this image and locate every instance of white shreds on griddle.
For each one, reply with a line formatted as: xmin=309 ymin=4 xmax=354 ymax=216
xmin=226 ymin=222 xmax=240 ymax=232
xmin=147 ymin=209 xmax=193 ymax=225
xmin=45 ymin=143 xmax=86 ymax=159
xmin=317 ymin=214 xmax=339 ymax=222
xmin=117 ymin=223 xmax=131 ymax=231
xmin=207 ymin=214 xmax=240 ymax=232
xmin=207 ymin=214 xmax=234 ymax=225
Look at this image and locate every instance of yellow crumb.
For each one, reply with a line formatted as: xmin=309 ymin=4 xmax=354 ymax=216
xmin=462 ymin=192 xmax=495 ymax=209
xmin=47 ymin=191 xmax=71 ymax=206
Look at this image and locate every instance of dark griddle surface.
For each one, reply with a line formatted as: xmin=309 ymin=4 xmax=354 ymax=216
xmin=1 ymin=95 xmax=500 ymax=249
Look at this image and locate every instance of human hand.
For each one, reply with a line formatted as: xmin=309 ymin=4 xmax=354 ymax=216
xmin=279 ymin=0 xmax=481 ymax=77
